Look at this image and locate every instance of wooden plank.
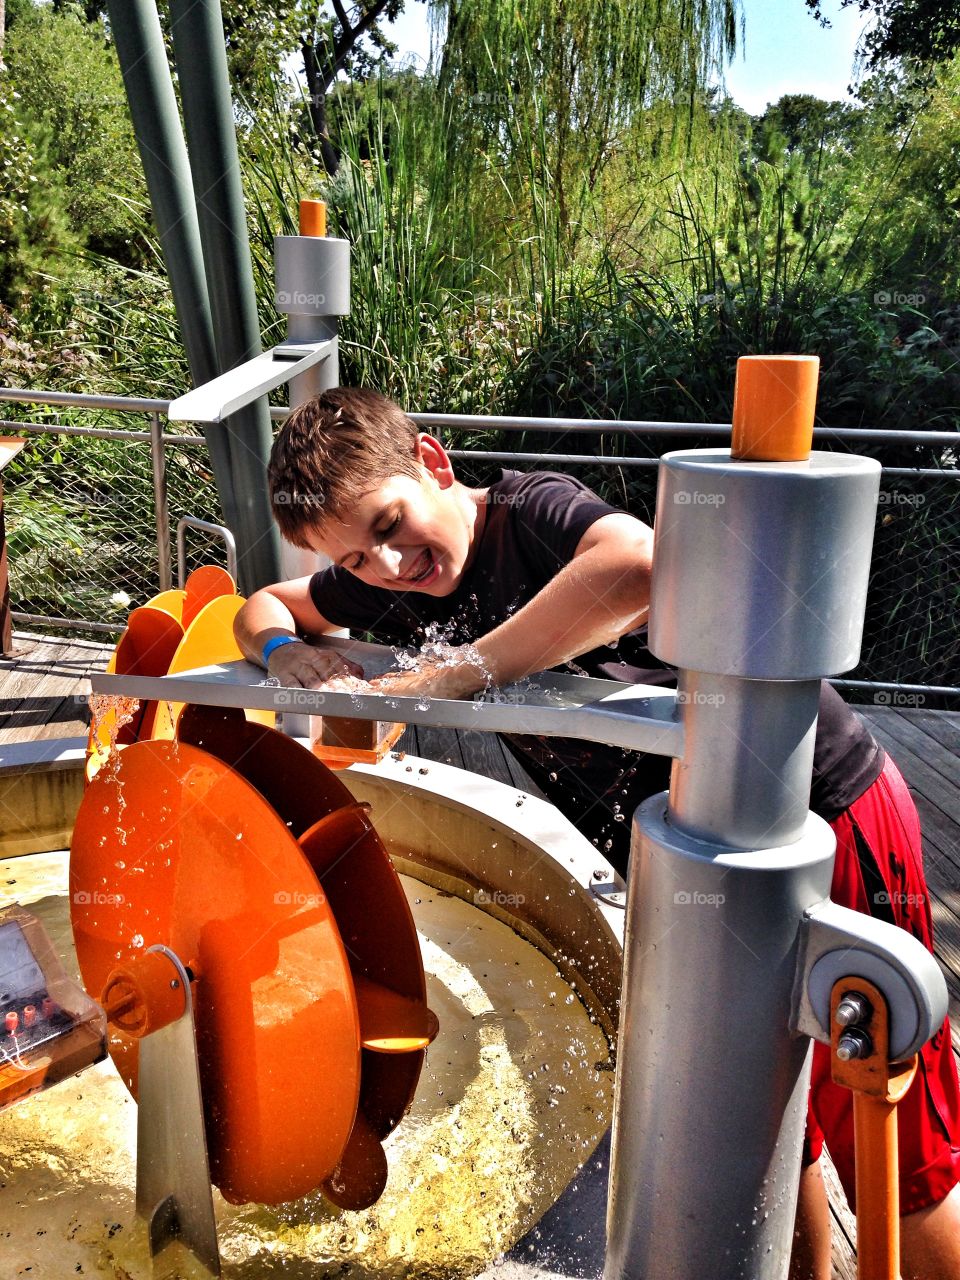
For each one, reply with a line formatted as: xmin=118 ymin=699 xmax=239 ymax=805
xmin=823 ymin=1150 xmax=858 ymax=1278
xmin=864 ymin=721 xmax=959 ymax=842
xmin=0 ymin=637 xmax=112 ymax=745
xmin=415 ymin=725 xmax=466 ymax=770
xmin=0 ymin=639 xmax=80 ymax=743
xmin=862 ymin=712 xmax=960 ymax=823
xmin=908 ymin=708 xmax=960 ymax=756
xmin=863 ymin=708 xmax=960 ymax=791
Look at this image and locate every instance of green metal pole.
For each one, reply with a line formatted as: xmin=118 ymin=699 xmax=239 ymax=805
xmin=168 ymin=0 xmax=281 ymax=593
xmin=105 ymin=0 xmax=242 ymax=545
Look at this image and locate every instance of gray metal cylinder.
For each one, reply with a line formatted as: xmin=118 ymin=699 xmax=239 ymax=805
xmin=670 ymin=672 xmax=821 ymax=849
xmin=274 ymin=236 xmax=350 ymax=317
xmin=649 ymin=450 xmax=881 ymax=678
xmin=605 ymin=796 xmax=836 ymax=1280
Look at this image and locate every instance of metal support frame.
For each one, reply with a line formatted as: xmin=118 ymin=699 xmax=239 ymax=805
xmin=136 ymin=945 xmax=220 ymax=1276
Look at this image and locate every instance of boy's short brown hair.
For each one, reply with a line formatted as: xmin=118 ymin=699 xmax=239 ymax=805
xmin=268 ymin=387 xmax=421 ymax=548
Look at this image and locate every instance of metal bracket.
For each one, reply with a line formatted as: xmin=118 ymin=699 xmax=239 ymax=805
xmin=136 ymin=945 xmax=220 ymax=1277
xmin=790 ymin=899 xmax=947 ymax=1061
xmin=167 ymin=339 xmax=336 ymax=423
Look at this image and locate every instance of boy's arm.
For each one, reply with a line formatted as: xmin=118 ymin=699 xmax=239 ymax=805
xmin=374 ymin=513 xmax=653 ymax=699
xmin=234 ymin=576 xmax=364 ymax=685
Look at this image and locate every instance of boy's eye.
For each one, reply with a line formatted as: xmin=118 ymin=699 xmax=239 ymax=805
xmin=348 ymin=513 xmax=401 ymax=571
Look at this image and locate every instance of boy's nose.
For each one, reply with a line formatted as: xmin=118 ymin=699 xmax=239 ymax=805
xmin=369 ymin=544 xmax=403 ymax=580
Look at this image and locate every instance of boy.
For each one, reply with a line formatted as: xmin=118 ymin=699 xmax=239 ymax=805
xmin=234 ymin=386 xmax=960 ymax=1279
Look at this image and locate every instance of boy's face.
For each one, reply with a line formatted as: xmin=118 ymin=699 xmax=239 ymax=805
xmin=307 ymin=436 xmax=477 ymax=596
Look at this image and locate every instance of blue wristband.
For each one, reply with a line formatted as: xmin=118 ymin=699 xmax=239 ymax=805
xmin=262 ymin=634 xmax=301 ymax=667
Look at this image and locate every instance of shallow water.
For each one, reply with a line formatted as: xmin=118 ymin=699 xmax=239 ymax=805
xmin=0 ymin=852 xmax=611 ymax=1279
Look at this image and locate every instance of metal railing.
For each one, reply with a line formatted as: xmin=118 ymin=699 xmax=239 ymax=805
xmin=1 ymin=387 xmax=957 ymax=698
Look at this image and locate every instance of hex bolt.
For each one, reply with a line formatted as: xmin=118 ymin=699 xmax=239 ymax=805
xmin=835 ymin=991 xmax=872 ymax=1028
xmin=836 ymin=1028 xmax=874 ymax=1062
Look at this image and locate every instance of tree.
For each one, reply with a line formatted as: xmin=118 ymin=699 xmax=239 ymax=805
xmin=805 ymin=0 xmax=960 ymax=70
xmin=428 ymin=0 xmax=739 ymax=238
xmin=300 ymin=0 xmax=409 ymax=174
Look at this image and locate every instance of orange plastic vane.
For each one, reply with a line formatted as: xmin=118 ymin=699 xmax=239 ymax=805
xmin=354 ymin=973 xmax=440 ymax=1054
xmin=70 ymin=740 xmax=361 ymax=1206
xmin=181 ymin=564 xmax=236 ymax=630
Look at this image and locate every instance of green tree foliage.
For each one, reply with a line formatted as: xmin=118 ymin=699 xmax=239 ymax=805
xmin=805 ymin=0 xmax=960 ymax=70
xmin=0 ymin=75 xmax=78 ymax=303
xmin=4 ymin=3 xmax=147 ymax=262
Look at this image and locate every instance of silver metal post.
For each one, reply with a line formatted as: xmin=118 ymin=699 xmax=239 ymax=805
xmin=605 ymin=447 xmax=883 ymax=1280
xmin=150 ymin=412 xmax=173 ymax=592
xmin=273 ymin=230 xmax=349 ymax=584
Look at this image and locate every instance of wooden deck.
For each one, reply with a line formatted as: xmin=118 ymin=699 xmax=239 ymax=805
xmin=2 ymin=633 xmax=959 ymax=1278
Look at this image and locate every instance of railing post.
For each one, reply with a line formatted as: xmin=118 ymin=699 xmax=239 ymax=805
xmin=149 ymin=413 xmax=173 ymax=592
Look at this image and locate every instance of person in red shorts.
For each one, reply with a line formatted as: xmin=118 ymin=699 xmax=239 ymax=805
xmin=790 ymin=752 xmax=960 ymax=1280
xmin=235 ymin=387 xmax=960 ymax=1277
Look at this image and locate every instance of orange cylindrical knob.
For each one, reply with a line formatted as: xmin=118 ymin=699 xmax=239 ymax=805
xmin=731 ymin=354 xmax=819 ymax=462
xmin=299 ymin=199 xmax=327 ymax=237
xmin=101 ymin=949 xmax=187 ymax=1039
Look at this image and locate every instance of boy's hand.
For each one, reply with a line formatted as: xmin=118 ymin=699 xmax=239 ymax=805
xmin=267 ymin=640 xmax=364 ymax=689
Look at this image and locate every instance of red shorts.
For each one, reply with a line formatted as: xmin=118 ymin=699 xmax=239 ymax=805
xmin=804 ymin=753 xmax=960 ymax=1214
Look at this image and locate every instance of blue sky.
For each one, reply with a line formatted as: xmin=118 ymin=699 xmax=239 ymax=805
xmin=383 ymin=0 xmax=874 ymax=115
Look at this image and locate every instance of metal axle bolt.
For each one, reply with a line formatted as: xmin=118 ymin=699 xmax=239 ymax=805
xmin=836 ymin=1028 xmax=874 ymax=1062
xmin=835 ymin=992 xmax=871 ymax=1027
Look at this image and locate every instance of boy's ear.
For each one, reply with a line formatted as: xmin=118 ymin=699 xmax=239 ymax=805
xmin=414 ymin=434 xmax=455 ymax=488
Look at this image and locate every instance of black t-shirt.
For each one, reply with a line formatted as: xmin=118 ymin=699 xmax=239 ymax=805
xmin=309 ymin=469 xmax=883 ymax=822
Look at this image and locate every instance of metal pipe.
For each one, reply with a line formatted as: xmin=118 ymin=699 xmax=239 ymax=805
xmin=12 ymin=613 xmax=121 ymax=634
xmin=0 ymin=388 xmax=171 ymax=413
xmin=607 ymin=800 xmax=835 ymax=1280
xmin=411 ymin=412 xmax=960 ymax=447
xmin=1 ymin=420 xmax=206 ymax=446
xmin=176 ymin=517 xmax=239 ymax=589
xmin=104 ymin=0 xmax=241 ymax=551
xmin=1 ymin=388 xmax=958 ymax=450
xmin=447 ymin=450 xmax=661 ymax=468
xmin=149 ymin=414 xmax=173 ymax=592
xmin=168 ymin=0 xmax=281 ymax=595
xmin=668 ymin=671 xmax=821 ymax=849
xmin=832 ymin=678 xmax=960 ymax=697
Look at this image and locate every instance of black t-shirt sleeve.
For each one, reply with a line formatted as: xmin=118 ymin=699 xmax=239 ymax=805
xmin=308 ymin=566 xmax=410 ymax=637
xmin=508 ymin=471 xmax=625 ymax=581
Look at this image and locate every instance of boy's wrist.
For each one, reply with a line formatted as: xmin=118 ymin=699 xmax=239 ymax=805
xmin=261 ymin=634 xmax=302 ymax=667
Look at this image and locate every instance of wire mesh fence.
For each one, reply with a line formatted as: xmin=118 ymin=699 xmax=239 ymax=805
xmin=0 ymin=395 xmax=957 ymax=695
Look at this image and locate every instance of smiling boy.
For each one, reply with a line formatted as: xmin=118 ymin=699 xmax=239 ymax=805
xmin=234 ymin=386 xmax=960 ymax=1280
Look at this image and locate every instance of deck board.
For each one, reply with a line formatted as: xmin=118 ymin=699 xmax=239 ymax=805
xmin=1 ymin=635 xmax=958 ymax=1274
